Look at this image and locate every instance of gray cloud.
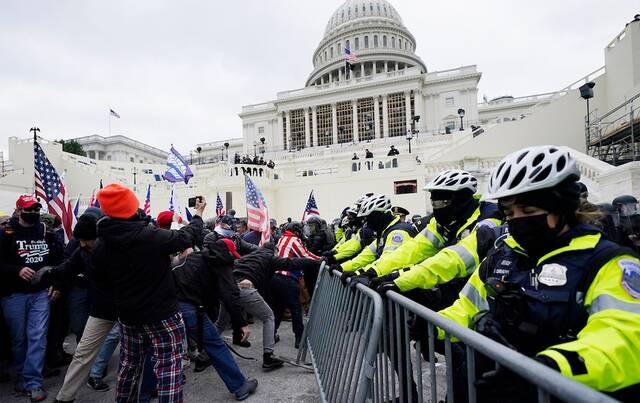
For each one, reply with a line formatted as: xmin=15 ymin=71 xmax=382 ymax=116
xmin=0 ymin=0 xmax=636 ymax=154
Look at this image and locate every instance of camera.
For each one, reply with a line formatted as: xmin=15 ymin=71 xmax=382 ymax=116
xmin=188 ymin=196 xmax=202 ymax=208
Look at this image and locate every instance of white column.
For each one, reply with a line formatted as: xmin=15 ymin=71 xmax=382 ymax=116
xmin=312 ymin=106 xmax=318 ymax=147
xmin=382 ymin=94 xmax=389 ymax=138
xmin=285 ymin=110 xmax=291 ymax=150
xmin=415 ymin=89 xmax=424 ymax=133
xmin=304 ymin=108 xmax=310 ymax=148
xmin=338 ymin=68 xmax=343 ymax=81
xmin=395 ymin=61 xmax=398 ymax=71
xmin=384 ymin=61 xmax=388 ymax=73
xmin=373 ymin=61 xmax=377 ymax=76
xmin=360 ymin=63 xmax=365 ymax=77
xmin=352 ymin=100 xmax=359 ymax=142
xmin=373 ymin=96 xmax=381 ymax=138
xmin=331 ymin=103 xmax=338 ymax=144
xmin=277 ymin=113 xmax=284 ymax=150
xmin=405 ymin=91 xmax=412 ymax=133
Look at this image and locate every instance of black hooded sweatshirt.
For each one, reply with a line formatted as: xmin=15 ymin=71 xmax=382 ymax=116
xmin=232 ymin=246 xmax=319 ymax=296
xmin=92 ymin=214 xmax=203 ymax=325
xmin=0 ymin=217 xmax=64 ymax=297
xmin=172 ymin=242 xmax=247 ymax=329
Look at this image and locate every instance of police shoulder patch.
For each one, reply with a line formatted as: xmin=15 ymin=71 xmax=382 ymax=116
xmin=619 ymin=259 xmax=640 ymax=299
xmin=392 ymin=233 xmax=404 ymax=244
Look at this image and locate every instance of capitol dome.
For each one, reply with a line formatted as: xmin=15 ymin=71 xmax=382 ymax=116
xmin=307 ymin=0 xmax=427 ymax=87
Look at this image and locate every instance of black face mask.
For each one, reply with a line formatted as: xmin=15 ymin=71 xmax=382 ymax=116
xmin=365 ymin=212 xmax=390 ymax=233
xmin=21 ymin=212 xmax=40 ymax=225
xmin=433 ymin=206 xmax=457 ymax=227
xmin=508 ymin=214 xmax=559 ymax=259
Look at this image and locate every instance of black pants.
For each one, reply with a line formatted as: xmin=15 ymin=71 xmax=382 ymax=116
xmin=270 ymin=275 xmax=304 ymax=339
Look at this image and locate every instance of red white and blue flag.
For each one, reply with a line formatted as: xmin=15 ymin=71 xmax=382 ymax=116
xmin=302 ymin=190 xmax=320 ymax=222
xmin=345 ymin=47 xmax=357 ymax=68
xmin=72 ymin=193 xmax=81 ymax=228
xmin=88 ymin=180 xmax=103 ymax=208
xmin=245 ymin=175 xmax=270 ymax=246
xmin=34 ymin=140 xmax=73 ymax=242
xmin=216 ymin=192 xmax=225 ymax=217
xmin=143 ymin=184 xmax=151 ymax=216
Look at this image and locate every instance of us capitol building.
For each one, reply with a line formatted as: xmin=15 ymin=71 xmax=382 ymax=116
xmin=2 ymin=1 xmax=640 ymax=222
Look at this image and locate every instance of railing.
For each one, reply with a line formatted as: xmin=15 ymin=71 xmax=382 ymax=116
xmin=298 ymin=264 xmax=383 ymax=403
xmin=300 ymin=266 xmax=619 ymax=403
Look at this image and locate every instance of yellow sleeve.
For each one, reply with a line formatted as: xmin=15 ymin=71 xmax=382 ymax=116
xmin=538 ymin=255 xmax=640 ymax=392
xmin=340 ymin=240 xmax=378 ymax=272
xmin=334 ymin=236 xmax=362 ymax=260
xmin=437 ymin=270 xmax=489 ymax=339
xmin=373 ymin=219 xmax=443 ymax=276
xmin=395 ymin=231 xmax=480 ymax=292
xmin=334 ymin=227 xmax=344 ymax=243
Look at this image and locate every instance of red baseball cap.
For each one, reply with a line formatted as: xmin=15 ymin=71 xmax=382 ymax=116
xmin=16 ymin=195 xmax=42 ymax=210
xmin=219 ymin=238 xmax=241 ymax=259
xmin=156 ymin=211 xmax=174 ymax=228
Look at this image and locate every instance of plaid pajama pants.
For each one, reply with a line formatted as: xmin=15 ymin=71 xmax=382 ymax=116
xmin=116 ymin=312 xmax=186 ymax=403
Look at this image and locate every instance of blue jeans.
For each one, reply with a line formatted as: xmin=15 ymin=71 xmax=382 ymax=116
xmin=1 ymin=291 xmax=50 ymax=390
xmin=178 ymin=302 xmax=245 ymax=393
xmin=89 ymin=323 xmax=120 ymax=379
xmin=67 ymin=287 xmax=89 ymax=342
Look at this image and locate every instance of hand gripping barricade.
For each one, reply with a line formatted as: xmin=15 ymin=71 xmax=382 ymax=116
xmin=298 ymin=264 xmax=619 ymax=403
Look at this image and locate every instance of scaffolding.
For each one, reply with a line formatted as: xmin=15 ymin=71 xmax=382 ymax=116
xmin=586 ymin=92 xmax=640 ymax=166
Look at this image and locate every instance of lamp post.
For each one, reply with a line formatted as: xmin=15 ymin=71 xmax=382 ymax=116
xmin=260 ymin=137 xmax=265 ymax=155
xmin=457 ymin=108 xmax=465 ymax=131
xmin=196 ymin=146 xmax=202 ymax=164
xmin=224 ymin=142 xmax=229 ymax=161
xmin=253 ymin=141 xmax=257 ymax=156
xmin=406 ymin=130 xmax=414 ymax=154
xmin=220 ymin=146 xmax=225 ymax=161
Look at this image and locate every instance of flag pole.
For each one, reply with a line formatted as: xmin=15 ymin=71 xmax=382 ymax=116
xmin=108 ymin=110 xmax=111 ymax=137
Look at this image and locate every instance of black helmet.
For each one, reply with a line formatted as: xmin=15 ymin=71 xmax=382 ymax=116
xmin=612 ymin=195 xmax=638 ymax=206
xmin=305 ymin=215 xmax=323 ymax=226
xmin=284 ymin=221 xmax=303 ymax=237
xmin=597 ymin=203 xmax=617 ymax=216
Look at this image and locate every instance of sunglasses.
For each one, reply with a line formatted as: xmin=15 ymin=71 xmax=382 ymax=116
xmin=431 ymin=199 xmax=453 ymax=209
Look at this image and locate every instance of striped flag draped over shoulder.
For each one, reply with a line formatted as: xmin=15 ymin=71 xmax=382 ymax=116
xmin=245 ymin=175 xmax=270 ymax=246
xmin=34 ymin=140 xmax=73 ymax=242
xmin=216 ymin=192 xmax=225 ymax=217
xmin=163 ymin=146 xmax=193 ymax=184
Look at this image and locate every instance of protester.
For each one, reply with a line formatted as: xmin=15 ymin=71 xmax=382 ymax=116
xmin=91 ymin=184 xmax=204 ymax=402
xmin=387 ymin=145 xmax=399 ymax=156
xmin=0 ymin=196 xmax=65 ymax=402
xmin=271 ymin=222 xmax=320 ymax=348
xmin=172 ymin=234 xmax=258 ymax=400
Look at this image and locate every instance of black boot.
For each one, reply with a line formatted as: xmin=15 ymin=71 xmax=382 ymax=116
xmin=262 ymin=352 xmax=284 ymax=370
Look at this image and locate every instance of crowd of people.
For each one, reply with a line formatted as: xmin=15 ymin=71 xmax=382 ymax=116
xmin=0 ymin=144 xmax=639 ymax=402
xmin=232 ymin=154 xmax=275 ymax=169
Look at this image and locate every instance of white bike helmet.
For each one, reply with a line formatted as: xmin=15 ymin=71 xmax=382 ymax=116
xmin=358 ymin=194 xmax=392 ymax=217
xmin=484 ymin=145 xmax=580 ymax=201
xmin=423 ymin=170 xmax=478 ymax=193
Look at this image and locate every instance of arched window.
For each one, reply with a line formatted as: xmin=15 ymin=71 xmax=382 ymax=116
xmin=346 ymin=39 xmax=350 ymax=50
xmin=362 ymin=4 xmax=365 ymax=13
xmin=338 ymin=41 xmax=342 ymax=52
xmin=391 ymin=36 xmax=395 ymax=48
xmin=364 ymin=36 xmax=369 ymax=48
xmin=398 ymin=38 xmax=402 ymax=49
xmin=324 ymin=50 xmax=327 ymax=61
xmin=355 ymin=5 xmax=358 ymax=14
xmin=355 ymin=37 xmax=359 ymax=50
xmin=330 ymin=47 xmax=334 ymax=58
xmin=374 ymin=35 xmax=378 ymax=47
xmin=370 ymin=3 xmax=373 ymax=11
xmin=348 ymin=7 xmax=351 ymax=17
xmin=383 ymin=35 xmax=387 ymax=47
xmin=405 ymin=41 xmax=408 ymax=50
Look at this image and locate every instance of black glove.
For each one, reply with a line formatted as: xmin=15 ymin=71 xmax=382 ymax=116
xmin=369 ymin=271 xmax=399 ymax=290
xmin=324 ymin=253 xmax=337 ymax=265
xmin=534 ymin=355 xmax=560 ymax=371
xmin=348 ymin=268 xmax=378 ymax=290
xmin=340 ymin=270 xmax=356 ymax=285
xmin=375 ymin=280 xmax=399 ymax=295
xmin=329 ymin=263 xmax=343 ymax=273
xmin=30 ymin=266 xmax=54 ymax=286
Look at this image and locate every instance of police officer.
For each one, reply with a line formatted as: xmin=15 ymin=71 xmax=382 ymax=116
xmin=337 ymin=194 xmax=417 ymax=285
xmin=369 ymin=170 xmax=502 ymax=291
xmin=438 ymin=146 xmax=640 ymax=401
xmin=325 ymin=194 xmax=374 ymax=264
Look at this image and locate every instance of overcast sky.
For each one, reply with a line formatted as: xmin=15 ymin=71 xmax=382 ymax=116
xmin=0 ymin=0 xmax=637 ymax=154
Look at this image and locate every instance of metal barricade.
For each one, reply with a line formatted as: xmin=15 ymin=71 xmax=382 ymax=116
xmin=378 ymin=290 xmax=619 ymax=403
xmin=300 ymin=266 xmax=618 ymax=403
xmin=297 ymin=264 xmax=383 ymax=403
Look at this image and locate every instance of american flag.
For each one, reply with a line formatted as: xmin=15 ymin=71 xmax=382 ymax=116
xmin=345 ymin=47 xmax=357 ymax=63
xmin=110 ymin=108 xmax=120 ymax=118
xmin=34 ymin=141 xmax=73 ymax=242
xmin=216 ymin=192 xmax=225 ymax=217
xmin=245 ymin=175 xmax=270 ymax=246
xmin=88 ymin=180 xmax=103 ymax=208
xmin=72 ymin=193 xmax=81 ymax=228
xmin=302 ymin=190 xmax=320 ymax=222
xmin=143 ymin=184 xmax=151 ymax=216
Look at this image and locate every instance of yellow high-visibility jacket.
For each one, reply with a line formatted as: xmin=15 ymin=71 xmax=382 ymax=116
xmin=438 ymin=231 xmax=640 ymax=393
